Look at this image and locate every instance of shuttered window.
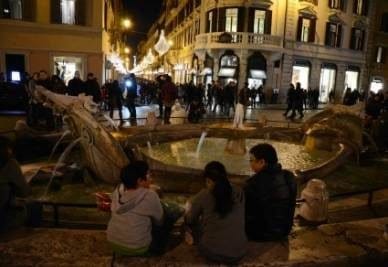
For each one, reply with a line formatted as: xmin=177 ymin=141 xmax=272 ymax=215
xmin=325 ymin=22 xmax=342 ymax=48
xmin=297 ymin=17 xmax=316 ymax=43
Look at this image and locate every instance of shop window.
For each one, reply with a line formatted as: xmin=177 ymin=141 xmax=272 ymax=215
xmin=376 ymin=46 xmax=386 ymax=64
xmin=344 ymin=68 xmax=359 ymax=92
xmin=53 ymin=56 xmax=84 ymax=85
xmin=325 ymin=22 xmax=342 ymax=47
xmin=329 ymin=0 xmax=345 ymax=10
xmin=225 ymin=8 xmax=238 ymax=33
xmin=370 ymin=78 xmax=384 ymax=94
xmin=319 ymin=64 xmax=337 ymax=103
xmin=353 ymin=0 xmax=368 ymax=16
xmin=292 ymin=61 xmax=311 ymax=90
xmin=349 ymin=28 xmax=365 ymax=51
xmin=297 ymin=17 xmax=316 ymax=42
xmin=220 ymin=54 xmax=238 ymax=67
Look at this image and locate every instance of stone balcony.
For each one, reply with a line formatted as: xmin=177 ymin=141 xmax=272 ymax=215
xmin=194 ymin=32 xmax=283 ymax=52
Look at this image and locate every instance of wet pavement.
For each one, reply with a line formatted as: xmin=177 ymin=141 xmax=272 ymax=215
xmin=109 ymin=104 xmax=323 ymax=128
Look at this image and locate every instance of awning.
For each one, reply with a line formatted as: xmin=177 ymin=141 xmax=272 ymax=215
xmin=250 ymin=69 xmax=267 ymax=79
xmin=200 ymin=67 xmax=212 ymax=76
xmin=218 ymin=68 xmax=236 ymax=77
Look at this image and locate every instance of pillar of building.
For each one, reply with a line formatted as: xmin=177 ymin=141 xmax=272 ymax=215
xmin=280 ymin=54 xmax=294 ymax=103
xmin=238 ymin=49 xmax=248 ymax=88
xmin=310 ymin=59 xmax=321 ymax=90
xmin=335 ymin=63 xmax=347 ymax=103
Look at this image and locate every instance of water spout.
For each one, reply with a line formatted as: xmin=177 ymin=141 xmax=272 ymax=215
xmin=196 ymin=131 xmax=207 ymax=157
xmin=48 ymin=130 xmax=71 ymax=162
xmin=103 ymin=114 xmax=119 ymax=131
xmin=43 ymin=137 xmax=82 ymax=197
xmin=147 ymin=141 xmax=153 ymax=152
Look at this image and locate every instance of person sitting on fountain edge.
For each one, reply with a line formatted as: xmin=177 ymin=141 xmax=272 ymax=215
xmin=107 ymin=160 xmax=164 ymax=256
xmin=0 ymin=136 xmax=30 ymax=232
xmin=244 ymin=143 xmax=297 ymax=241
xmin=185 ymin=161 xmax=247 ymax=264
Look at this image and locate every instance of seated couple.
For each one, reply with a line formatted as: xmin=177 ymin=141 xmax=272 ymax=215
xmin=107 ymin=143 xmax=297 ymax=264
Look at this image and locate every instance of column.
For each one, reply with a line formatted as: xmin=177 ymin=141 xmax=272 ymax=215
xmin=280 ymin=54 xmax=294 ymax=103
xmin=335 ymin=63 xmax=347 ymax=103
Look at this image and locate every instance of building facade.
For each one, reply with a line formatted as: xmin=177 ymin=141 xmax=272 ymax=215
xmin=139 ymin=0 xmax=376 ymax=103
xmin=366 ymin=0 xmax=388 ymax=94
xmin=0 ymin=0 xmax=123 ymax=85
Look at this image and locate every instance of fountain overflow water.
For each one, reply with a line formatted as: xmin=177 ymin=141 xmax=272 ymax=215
xmin=48 ymin=130 xmax=71 ymax=162
xmin=43 ymin=137 xmax=82 ymax=197
xmin=196 ymin=131 xmax=208 ymax=157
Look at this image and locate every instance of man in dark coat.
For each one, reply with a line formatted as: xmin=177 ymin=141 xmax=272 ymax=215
xmin=67 ymin=71 xmax=84 ymax=96
xmin=85 ymin=73 xmax=101 ymax=103
xmin=161 ymin=75 xmax=178 ymax=124
xmin=244 ymin=143 xmax=297 ymax=241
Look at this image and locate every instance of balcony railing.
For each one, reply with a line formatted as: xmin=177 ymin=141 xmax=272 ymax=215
xmin=195 ymin=32 xmax=283 ymax=51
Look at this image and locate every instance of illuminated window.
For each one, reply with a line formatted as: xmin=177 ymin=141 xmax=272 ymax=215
xmin=1 ymin=0 xmax=22 ymax=19
xmin=329 ymin=0 xmax=344 ymax=10
xmin=301 ymin=19 xmax=311 ymax=42
xmin=61 ymin=0 xmax=76 ymax=24
xmin=353 ymin=0 xmax=368 ymax=16
xmin=225 ymin=8 xmax=238 ymax=33
xmin=376 ymin=46 xmax=386 ymax=63
xmin=207 ymin=11 xmax=213 ymax=33
xmin=254 ymin=10 xmax=266 ymax=34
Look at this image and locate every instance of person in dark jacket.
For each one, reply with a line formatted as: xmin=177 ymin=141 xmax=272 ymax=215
xmin=108 ymin=80 xmax=124 ymax=125
xmin=244 ymin=143 xmax=297 ymax=241
xmin=67 ymin=71 xmax=84 ymax=96
xmin=85 ymin=73 xmax=101 ymax=103
xmin=161 ymin=75 xmax=178 ymax=124
xmin=283 ymin=84 xmax=295 ymax=117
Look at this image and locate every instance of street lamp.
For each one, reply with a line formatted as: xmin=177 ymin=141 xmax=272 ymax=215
xmin=121 ymin=18 xmax=132 ymax=29
xmin=124 ymin=47 xmax=131 ymax=54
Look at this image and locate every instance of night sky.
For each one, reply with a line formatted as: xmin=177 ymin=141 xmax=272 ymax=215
xmin=123 ymin=0 xmax=163 ymax=52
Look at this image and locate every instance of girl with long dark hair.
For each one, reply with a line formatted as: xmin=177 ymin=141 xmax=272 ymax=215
xmin=185 ymin=161 xmax=247 ymax=264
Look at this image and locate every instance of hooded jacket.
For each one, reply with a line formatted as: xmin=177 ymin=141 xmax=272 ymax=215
xmin=107 ymin=185 xmax=163 ymax=250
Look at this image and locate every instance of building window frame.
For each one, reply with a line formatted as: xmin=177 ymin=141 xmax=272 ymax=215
xmin=376 ymin=46 xmax=386 ymax=64
xmin=329 ymin=0 xmax=345 ymax=10
xmin=325 ymin=22 xmax=342 ymax=47
xmin=353 ymin=0 xmax=369 ymax=16
xmin=225 ymin=8 xmax=238 ymax=33
xmin=349 ymin=27 xmax=365 ymax=51
xmin=297 ymin=16 xmax=316 ymax=43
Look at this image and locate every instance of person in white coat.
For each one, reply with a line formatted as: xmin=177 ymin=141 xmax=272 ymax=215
xmin=107 ymin=161 xmax=163 ymax=256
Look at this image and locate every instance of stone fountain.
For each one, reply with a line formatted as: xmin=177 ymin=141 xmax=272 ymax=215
xmin=31 ymin=86 xmax=365 ymax=193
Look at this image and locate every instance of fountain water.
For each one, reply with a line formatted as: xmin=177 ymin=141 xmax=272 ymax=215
xmin=48 ymin=130 xmax=71 ymax=162
xmin=103 ymin=114 xmax=119 ymax=131
xmin=196 ymin=131 xmax=207 ymax=157
xmin=43 ymin=137 xmax=82 ymax=197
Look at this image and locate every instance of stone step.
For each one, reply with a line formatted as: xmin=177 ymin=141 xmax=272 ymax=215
xmin=1 ymin=217 xmax=388 ymax=266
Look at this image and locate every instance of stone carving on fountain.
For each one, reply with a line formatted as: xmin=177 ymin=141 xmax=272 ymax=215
xmin=35 ymin=86 xmax=129 ymax=184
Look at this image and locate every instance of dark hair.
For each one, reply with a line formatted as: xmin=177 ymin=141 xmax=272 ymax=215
xmin=204 ymin=161 xmax=233 ymax=217
xmin=0 ymin=136 xmax=13 ymax=169
xmin=249 ymin=143 xmax=278 ymax=166
xmin=120 ymin=160 xmax=149 ymax=189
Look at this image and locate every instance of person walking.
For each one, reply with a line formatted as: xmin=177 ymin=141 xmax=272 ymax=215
xmin=161 ymin=75 xmax=178 ymax=124
xmin=67 ymin=71 xmax=84 ymax=96
xmin=85 ymin=73 xmax=102 ymax=104
xmin=108 ymin=80 xmax=124 ymax=125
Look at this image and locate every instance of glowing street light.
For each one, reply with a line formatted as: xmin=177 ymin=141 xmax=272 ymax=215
xmin=124 ymin=47 xmax=130 ymax=54
xmin=121 ymin=18 xmax=132 ymax=29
